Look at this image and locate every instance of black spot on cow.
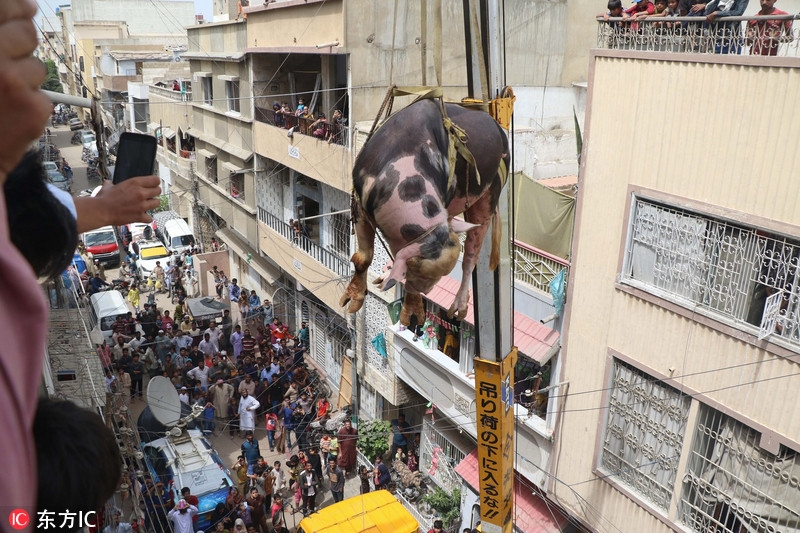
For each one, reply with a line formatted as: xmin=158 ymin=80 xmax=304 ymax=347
xmin=421 ymin=195 xmax=441 ymax=218
xmin=398 ymin=175 xmax=426 ymax=202
xmin=414 ymin=146 xmax=448 ymax=199
xmin=400 ymin=224 xmax=424 ymax=242
xmin=419 ymin=226 xmax=453 ymax=260
xmin=365 ymin=164 xmax=401 ymax=214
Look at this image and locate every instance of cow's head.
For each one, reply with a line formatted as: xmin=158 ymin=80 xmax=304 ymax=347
xmin=378 ymin=219 xmax=478 ymax=294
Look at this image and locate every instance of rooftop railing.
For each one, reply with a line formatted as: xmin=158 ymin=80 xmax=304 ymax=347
xmin=596 ymin=14 xmax=800 ymax=56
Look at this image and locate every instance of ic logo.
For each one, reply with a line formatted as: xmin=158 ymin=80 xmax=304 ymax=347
xmin=8 ymin=509 xmax=29 ymax=530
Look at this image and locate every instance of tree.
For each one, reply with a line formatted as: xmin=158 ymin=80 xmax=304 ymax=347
xmin=41 ymin=59 xmax=63 ymax=93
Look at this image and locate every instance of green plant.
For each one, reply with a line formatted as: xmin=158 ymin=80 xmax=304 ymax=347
xmin=422 ymin=487 xmax=461 ymax=529
xmin=41 ymin=59 xmax=63 ymax=93
xmin=151 ymin=194 xmax=170 ymax=214
xmin=356 ymin=419 xmax=391 ymax=461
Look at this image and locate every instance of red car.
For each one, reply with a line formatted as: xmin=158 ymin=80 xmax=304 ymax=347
xmin=82 ymin=225 xmax=120 ymax=266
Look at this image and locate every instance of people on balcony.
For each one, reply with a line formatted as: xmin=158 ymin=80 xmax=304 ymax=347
xmin=746 ymin=0 xmax=792 ymax=55
xmin=689 ymin=0 xmax=750 ymax=53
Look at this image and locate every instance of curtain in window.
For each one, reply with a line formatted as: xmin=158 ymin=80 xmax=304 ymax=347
xmin=683 ymin=415 xmax=800 ymax=532
xmin=602 ymin=361 xmax=690 ymax=511
xmin=629 ymin=202 xmax=708 ymax=302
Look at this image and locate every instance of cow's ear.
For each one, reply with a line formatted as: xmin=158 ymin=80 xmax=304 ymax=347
xmin=450 ymin=218 xmax=479 ymax=234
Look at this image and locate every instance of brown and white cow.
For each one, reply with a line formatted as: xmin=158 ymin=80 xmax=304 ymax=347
xmin=340 ymin=98 xmax=509 ymax=326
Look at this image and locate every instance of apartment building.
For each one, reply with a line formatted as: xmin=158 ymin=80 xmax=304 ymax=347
xmin=555 ymin=43 xmax=800 ymax=532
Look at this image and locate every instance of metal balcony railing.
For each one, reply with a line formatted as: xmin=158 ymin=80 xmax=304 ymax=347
xmin=597 ymin=14 xmax=800 ymax=56
xmin=257 ymin=208 xmax=352 ymax=277
xmin=512 ymin=240 xmax=569 ymax=295
xmin=254 ymin=106 xmax=349 ymax=146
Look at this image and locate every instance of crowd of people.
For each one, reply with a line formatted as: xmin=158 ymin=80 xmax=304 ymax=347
xmin=600 ymin=0 xmax=794 ymax=56
xmin=269 ymin=98 xmax=346 ymax=144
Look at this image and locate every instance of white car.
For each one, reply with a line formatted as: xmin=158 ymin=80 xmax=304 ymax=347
xmin=131 ymin=239 xmax=170 ymax=279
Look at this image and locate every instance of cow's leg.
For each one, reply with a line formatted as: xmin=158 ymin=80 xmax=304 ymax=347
xmin=400 ymin=293 xmax=425 ymax=327
xmin=449 ymin=195 xmax=496 ymax=320
xmin=339 ymin=207 xmax=376 ymax=313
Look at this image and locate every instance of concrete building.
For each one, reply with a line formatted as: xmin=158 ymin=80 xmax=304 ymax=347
xmin=554 ymin=45 xmax=800 ymax=532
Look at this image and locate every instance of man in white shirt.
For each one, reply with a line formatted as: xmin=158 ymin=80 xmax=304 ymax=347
xmin=102 ymin=508 xmax=133 ymax=533
xmin=204 ymin=321 xmax=224 ymax=351
xmin=167 ymin=499 xmax=197 ymax=533
xmin=178 ymin=386 xmax=190 ymax=405
xmin=238 ymin=388 xmax=260 ymax=433
xmin=198 ymin=333 xmax=219 ymax=360
xmin=187 ymin=360 xmax=211 ymax=389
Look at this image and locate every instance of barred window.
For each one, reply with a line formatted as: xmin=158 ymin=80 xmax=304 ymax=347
xmin=623 ymin=198 xmax=800 ymax=346
xmin=679 ymin=406 xmax=800 ymax=533
xmin=600 ymin=360 xmax=690 ymax=511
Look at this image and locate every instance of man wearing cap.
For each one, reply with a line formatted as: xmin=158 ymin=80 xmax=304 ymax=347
xmin=210 ymin=377 xmax=234 ymax=420
xmin=168 ymin=499 xmax=197 ymax=533
xmin=172 ymin=328 xmax=192 ymax=352
xmin=102 ymin=508 xmax=133 ymax=533
xmin=179 ymin=386 xmax=190 ymax=405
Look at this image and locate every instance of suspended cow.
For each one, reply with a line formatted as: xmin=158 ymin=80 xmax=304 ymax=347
xmin=340 ymin=98 xmax=509 ymax=326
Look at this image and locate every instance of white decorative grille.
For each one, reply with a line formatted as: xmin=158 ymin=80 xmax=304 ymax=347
xmin=421 ymin=419 xmax=467 ymax=493
xmin=601 ymin=360 xmax=690 ymax=511
xmin=255 ymin=166 xmax=284 ymax=220
xmin=679 ymin=406 xmax=800 ymax=533
xmin=312 ymin=312 xmax=326 ymax=370
xmin=453 ymin=393 xmax=470 ymax=415
xmin=624 ymin=198 xmax=800 ymax=348
xmin=364 ymin=293 xmax=390 ymax=378
xmin=369 ymin=230 xmax=392 ymax=277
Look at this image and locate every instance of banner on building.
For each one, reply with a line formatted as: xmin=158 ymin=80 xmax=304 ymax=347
xmin=474 ymin=349 xmax=517 ymax=533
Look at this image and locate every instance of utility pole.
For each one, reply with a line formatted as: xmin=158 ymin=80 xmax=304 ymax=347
xmin=467 ymin=1 xmax=516 ymax=532
xmin=191 ymin=160 xmax=206 ymax=250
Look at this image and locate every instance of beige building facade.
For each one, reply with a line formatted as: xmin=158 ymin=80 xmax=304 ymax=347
xmin=555 ymin=50 xmax=800 ymax=532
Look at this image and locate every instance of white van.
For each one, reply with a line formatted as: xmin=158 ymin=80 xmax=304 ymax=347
xmin=89 ymin=290 xmax=130 ymax=344
xmin=162 ymin=218 xmax=195 ymax=255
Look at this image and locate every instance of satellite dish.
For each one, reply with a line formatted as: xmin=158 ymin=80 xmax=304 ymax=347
xmin=146 ymin=376 xmax=182 ymax=427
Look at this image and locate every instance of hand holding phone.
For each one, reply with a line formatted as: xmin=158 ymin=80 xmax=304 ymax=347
xmin=113 ymin=132 xmax=158 ymax=185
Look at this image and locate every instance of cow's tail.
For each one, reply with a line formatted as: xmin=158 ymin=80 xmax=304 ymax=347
xmin=490 ymin=207 xmax=501 ymax=271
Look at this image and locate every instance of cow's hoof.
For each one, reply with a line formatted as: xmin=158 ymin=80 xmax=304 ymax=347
xmin=340 ymin=279 xmax=366 ymax=313
xmin=446 ymin=304 xmax=468 ymax=321
xmin=400 ymin=294 xmax=425 ymax=327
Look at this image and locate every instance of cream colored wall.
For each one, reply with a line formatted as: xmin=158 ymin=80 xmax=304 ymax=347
xmin=252 ymin=121 xmax=352 ymax=193
xmin=258 ymin=221 xmax=347 ymax=316
xmin=245 ymin=1 xmax=343 ymax=49
xmin=555 ymin=52 xmax=800 ymax=531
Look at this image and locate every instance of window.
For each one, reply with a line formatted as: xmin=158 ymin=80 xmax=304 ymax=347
xmin=205 ymin=155 xmax=217 ymax=183
xmin=230 ymin=173 xmax=244 ymax=201
xmin=623 ymin=198 xmax=800 ymax=347
xmin=79 ymin=56 xmax=84 ymax=72
xmin=679 ymin=406 xmax=800 ymax=533
xmin=202 ymin=77 xmax=213 ymax=106
xmin=226 ymin=80 xmax=240 ymax=113
xmin=600 ymin=360 xmax=690 ymax=511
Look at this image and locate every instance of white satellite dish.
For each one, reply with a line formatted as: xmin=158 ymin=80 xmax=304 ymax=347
xmin=146 ymin=376 xmax=183 ymax=427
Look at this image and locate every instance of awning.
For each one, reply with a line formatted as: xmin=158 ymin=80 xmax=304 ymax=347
xmin=197 ymin=148 xmax=216 ymax=160
xmin=162 ymin=127 xmax=176 ymax=140
xmin=423 ymin=275 xmax=560 ymax=364
xmin=222 ymin=161 xmax=243 ymax=174
xmin=216 ymin=228 xmax=280 ymax=286
xmin=147 ymin=122 xmax=160 ymax=134
xmin=188 ymin=127 xmax=253 ymax=162
xmin=455 ymin=450 xmax=570 ymax=533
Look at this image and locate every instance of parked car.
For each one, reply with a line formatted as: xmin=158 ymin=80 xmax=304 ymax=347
xmin=130 ymin=239 xmax=170 ymax=279
xmin=68 ymin=118 xmax=84 ymax=131
xmin=152 ymin=211 xmax=196 ymax=254
xmin=82 ymin=226 xmax=120 ymax=266
xmin=46 ymin=168 xmax=71 ymax=194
